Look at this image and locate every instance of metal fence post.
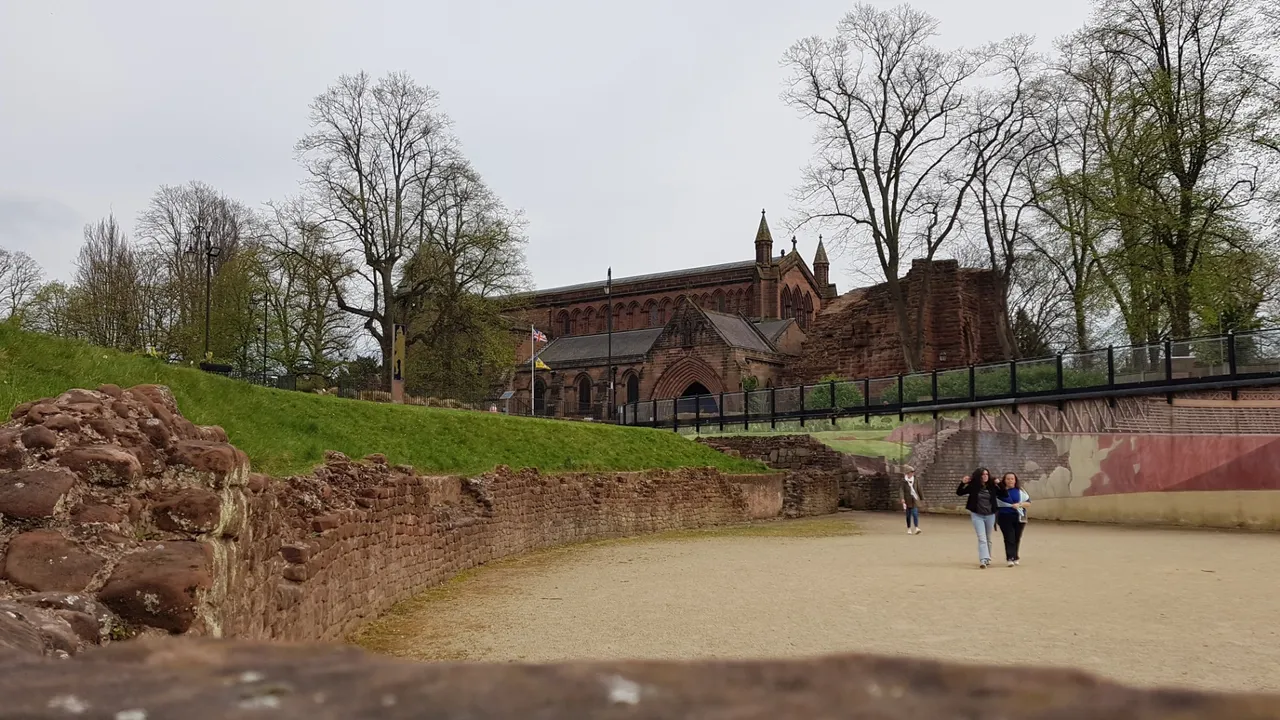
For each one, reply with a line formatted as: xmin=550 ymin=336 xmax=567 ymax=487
xmin=770 ymin=386 xmax=777 ymax=430
xmin=652 ymin=399 xmax=658 ymax=429
xmin=829 ymin=379 xmax=837 ymax=427
xmin=694 ymin=395 xmax=701 ymax=433
xmin=863 ymin=377 xmax=871 ymax=424
xmin=718 ymin=392 xmax=725 ymax=432
xmin=799 ymin=383 xmax=806 ymax=428
xmin=1009 ymin=359 xmax=1018 ymax=397
xmin=1107 ymin=346 xmax=1115 ymax=386
xmin=1228 ymin=330 xmax=1238 ymax=377
xmin=744 ymin=391 xmax=750 ymax=431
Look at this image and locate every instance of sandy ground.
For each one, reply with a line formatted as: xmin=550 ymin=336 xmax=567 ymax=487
xmin=360 ymin=513 xmax=1280 ymax=693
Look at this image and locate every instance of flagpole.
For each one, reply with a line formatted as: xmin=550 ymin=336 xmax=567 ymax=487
xmin=530 ymin=324 xmax=535 ymax=416
xmin=606 ymin=268 xmax=613 ymax=420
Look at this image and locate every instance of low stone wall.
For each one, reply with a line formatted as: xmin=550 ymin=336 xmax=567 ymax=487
xmin=1 ymin=384 xmax=823 ymax=657
xmin=231 ymin=462 xmax=780 ymax=642
xmin=699 ymin=435 xmax=896 ymax=512
xmin=5 ymin=637 xmax=1274 ymax=720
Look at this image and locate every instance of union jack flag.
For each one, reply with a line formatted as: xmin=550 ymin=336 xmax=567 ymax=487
xmin=532 ymin=328 xmax=548 ymax=343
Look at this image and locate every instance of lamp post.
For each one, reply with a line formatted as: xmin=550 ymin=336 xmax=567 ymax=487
xmin=606 ymin=268 xmax=613 ymax=418
xmin=251 ymin=293 xmax=269 ymax=385
xmin=184 ymin=225 xmax=221 ymax=361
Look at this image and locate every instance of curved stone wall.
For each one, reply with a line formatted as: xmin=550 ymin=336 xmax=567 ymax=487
xmin=1 ymin=384 xmax=796 ymax=656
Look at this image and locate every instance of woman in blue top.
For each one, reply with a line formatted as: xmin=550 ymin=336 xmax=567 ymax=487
xmin=995 ymin=472 xmax=1031 ymax=567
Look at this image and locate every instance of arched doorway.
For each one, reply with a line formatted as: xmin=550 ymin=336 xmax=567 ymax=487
xmin=533 ymin=378 xmax=547 ymax=416
xmin=677 ymin=381 xmax=717 ymax=416
xmin=576 ymin=375 xmax=592 ymax=415
xmin=625 ymin=374 xmax=640 ymax=404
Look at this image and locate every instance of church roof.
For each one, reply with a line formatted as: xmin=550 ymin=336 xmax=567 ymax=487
xmin=753 ymin=319 xmax=794 ymax=343
xmin=703 ymin=310 xmax=775 ymax=353
xmin=536 ymin=328 xmax=663 ymax=366
xmin=529 ymin=260 xmax=755 ymax=296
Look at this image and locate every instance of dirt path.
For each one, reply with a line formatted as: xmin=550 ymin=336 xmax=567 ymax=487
xmin=358 ymin=513 xmax=1280 ymax=692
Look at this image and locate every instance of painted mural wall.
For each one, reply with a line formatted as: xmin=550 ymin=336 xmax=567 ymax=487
xmin=903 ymin=389 xmax=1280 ymax=530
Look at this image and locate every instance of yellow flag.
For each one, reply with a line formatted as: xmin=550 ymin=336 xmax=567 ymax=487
xmin=535 ymin=357 xmax=551 ymax=371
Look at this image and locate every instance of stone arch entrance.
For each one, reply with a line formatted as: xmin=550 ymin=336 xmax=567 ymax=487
xmin=652 ymin=357 xmax=725 ymax=400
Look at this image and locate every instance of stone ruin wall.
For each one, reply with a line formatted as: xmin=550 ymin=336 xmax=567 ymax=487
xmin=0 ymin=384 xmax=814 ymax=658
xmin=697 ymin=435 xmax=896 ymax=513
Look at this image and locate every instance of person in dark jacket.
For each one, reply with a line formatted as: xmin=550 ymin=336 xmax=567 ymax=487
xmin=995 ymin=472 xmax=1031 ymax=566
xmin=956 ymin=468 xmax=1000 ymax=568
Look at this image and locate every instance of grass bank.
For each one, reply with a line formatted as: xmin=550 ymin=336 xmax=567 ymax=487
xmin=0 ymin=326 xmax=764 ymax=477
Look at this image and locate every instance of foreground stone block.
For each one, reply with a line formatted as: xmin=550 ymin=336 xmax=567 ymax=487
xmin=0 ymin=638 xmax=1277 ymax=719
xmin=0 ymin=467 xmax=77 ymax=519
xmin=2 ymin=530 xmax=104 ymax=593
xmin=97 ymin=542 xmax=213 ymax=633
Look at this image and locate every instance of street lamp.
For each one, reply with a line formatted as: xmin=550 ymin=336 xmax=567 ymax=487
xmin=184 ymin=225 xmax=221 ymax=361
xmin=250 ymin=292 xmax=269 ymax=385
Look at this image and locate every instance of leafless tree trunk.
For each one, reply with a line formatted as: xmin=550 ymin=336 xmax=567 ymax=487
xmin=294 ymin=71 xmax=457 ymax=387
xmin=783 ymin=4 xmax=992 ymax=371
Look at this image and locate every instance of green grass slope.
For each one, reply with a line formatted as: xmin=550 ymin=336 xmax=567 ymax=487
xmin=0 ymin=326 xmax=764 ymax=477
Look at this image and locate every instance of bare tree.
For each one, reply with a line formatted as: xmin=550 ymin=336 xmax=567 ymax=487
xmin=295 ymin=71 xmax=457 ymax=386
xmin=966 ymin=36 xmax=1050 ymax=359
xmin=68 ymin=214 xmax=145 ymax=350
xmin=136 ymin=181 xmax=254 ymax=358
xmin=783 ymin=3 xmax=991 ymax=370
xmin=0 ymin=248 xmax=43 ymax=322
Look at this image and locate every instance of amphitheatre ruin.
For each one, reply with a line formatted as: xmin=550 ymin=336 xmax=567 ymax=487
xmin=3 ymin=348 xmax=1280 ymax=718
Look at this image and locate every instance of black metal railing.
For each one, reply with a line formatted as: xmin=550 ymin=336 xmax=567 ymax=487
xmin=616 ymin=328 xmax=1280 ymax=430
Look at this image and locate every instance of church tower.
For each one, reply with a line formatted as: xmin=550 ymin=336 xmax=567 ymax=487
xmin=813 ymin=237 xmax=837 ymax=299
xmin=754 ymin=209 xmax=774 ymax=265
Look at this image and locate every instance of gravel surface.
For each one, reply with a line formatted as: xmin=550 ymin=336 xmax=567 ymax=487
xmin=362 ymin=512 xmax=1280 ymax=692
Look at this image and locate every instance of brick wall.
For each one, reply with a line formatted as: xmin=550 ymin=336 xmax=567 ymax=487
xmin=229 ymin=462 xmax=788 ymax=642
xmin=698 ymin=435 xmax=896 ymax=512
xmin=782 ymin=260 xmax=1006 ymax=384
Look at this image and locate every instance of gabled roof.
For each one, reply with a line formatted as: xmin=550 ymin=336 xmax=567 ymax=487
xmin=536 ymin=328 xmax=663 ymax=367
xmin=753 ymin=319 xmax=794 ymax=343
xmin=701 ymin=309 xmax=776 ymax=354
xmin=527 ymin=260 xmax=756 ymax=297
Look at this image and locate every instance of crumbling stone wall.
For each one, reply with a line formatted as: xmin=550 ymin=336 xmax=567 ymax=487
xmin=1 ymin=384 xmax=817 ymax=656
xmin=699 ymin=435 xmax=895 ymax=512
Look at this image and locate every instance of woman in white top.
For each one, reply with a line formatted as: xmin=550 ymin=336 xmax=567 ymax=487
xmin=995 ymin=472 xmax=1031 ymax=567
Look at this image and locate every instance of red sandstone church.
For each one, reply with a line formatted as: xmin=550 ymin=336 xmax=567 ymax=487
xmin=510 ymin=211 xmax=1005 ymax=418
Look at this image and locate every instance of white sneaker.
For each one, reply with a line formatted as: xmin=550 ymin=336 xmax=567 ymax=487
xmin=907 ymin=529 xmax=914 ymax=535
xmin=1007 ymin=561 xmax=1015 ymax=567
xmin=1014 ymin=560 xmax=1020 ymax=566
xmin=914 ymin=528 xmax=922 ymax=534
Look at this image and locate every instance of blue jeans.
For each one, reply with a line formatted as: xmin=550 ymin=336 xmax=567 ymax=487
xmin=969 ymin=512 xmax=996 ymax=564
xmin=905 ymin=507 xmax=919 ymax=528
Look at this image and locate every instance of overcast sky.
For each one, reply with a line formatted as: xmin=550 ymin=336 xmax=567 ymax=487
xmin=0 ymin=0 xmax=1093 ymax=293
